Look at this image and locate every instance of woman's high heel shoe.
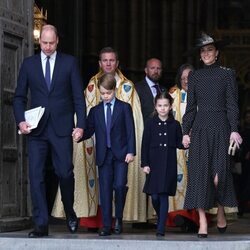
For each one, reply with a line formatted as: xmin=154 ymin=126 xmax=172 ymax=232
xmin=217 ymin=225 xmax=227 ymax=234
xmin=197 ymin=233 xmax=207 ymax=238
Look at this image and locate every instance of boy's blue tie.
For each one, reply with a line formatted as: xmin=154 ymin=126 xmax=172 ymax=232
xmin=45 ymin=56 xmax=51 ymax=90
xmin=106 ymin=103 xmax=112 ymax=148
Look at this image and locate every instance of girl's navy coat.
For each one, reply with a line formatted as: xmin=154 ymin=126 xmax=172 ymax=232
xmin=141 ymin=115 xmax=183 ymax=195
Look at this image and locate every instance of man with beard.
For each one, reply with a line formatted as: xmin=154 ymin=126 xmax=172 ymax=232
xmin=135 ymin=58 xmax=166 ymax=124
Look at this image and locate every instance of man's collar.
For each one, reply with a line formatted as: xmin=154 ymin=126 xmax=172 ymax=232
xmin=41 ymin=51 xmax=57 ymax=60
xmin=145 ymin=76 xmax=157 ymax=87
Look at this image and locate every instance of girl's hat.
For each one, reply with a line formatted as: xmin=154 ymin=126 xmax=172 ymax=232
xmin=183 ymin=32 xmax=230 ymax=56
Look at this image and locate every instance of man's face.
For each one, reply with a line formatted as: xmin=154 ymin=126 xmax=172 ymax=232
xmin=39 ymin=29 xmax=58 ymax=56
xmin=145 ymin=59 xmax=162 ymax=82
xmin=99 ymin=52 xmax=119 ymax=73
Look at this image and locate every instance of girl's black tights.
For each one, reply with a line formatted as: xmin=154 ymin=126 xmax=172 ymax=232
xmin=151 ymin=193 xmax=169 ymax=234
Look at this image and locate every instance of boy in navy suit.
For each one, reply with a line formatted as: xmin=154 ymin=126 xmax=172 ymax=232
xmin=83 ymin=73 xmax=136 ymax=236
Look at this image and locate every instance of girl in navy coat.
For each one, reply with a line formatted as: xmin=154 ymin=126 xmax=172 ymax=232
xmin=141 ymin=92 xmax=183 ymax=236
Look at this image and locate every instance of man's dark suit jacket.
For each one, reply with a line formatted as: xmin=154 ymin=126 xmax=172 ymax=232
xmin=135 ymin=79 xmax=166 ymax=124
xmin=13 ymin=52 xmax=86 ymax=134
xmin=83 ymin=98 xmax=136 ymax=166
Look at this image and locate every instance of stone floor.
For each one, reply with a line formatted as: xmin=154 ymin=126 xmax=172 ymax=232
xmin=0 ymin=214 xmax=250 ymax=250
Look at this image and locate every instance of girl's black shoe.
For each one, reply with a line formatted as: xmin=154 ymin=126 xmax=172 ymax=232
xmin=156 ymin=232 xmax=165 ymax=237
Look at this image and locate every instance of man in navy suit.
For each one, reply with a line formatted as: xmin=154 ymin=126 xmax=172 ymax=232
xmin=135 ymin=58 xmax=166 ymax=124
xmin=83 ymin=73 xmax=135 ymax=236
xmin=13 ymin=25 xmax=86 ymax=237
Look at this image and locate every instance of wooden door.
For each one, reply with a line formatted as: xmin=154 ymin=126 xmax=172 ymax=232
xmin=0 ymin=0 xmax=33 ymax=231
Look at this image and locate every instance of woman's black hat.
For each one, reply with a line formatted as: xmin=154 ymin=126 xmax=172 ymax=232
xmin=195 ymin=32 xmax=229 ymax=49
xmin=183 ymin=32 xmax=230 ymax=56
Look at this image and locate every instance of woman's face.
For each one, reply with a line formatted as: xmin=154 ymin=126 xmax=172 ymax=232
xmin=200 ymin=44 xmax=219 ymax=65
xmin=180 ymin=68 xmax=192 ymax=92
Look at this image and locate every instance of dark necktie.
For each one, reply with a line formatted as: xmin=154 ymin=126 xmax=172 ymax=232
xmin=45 ymin=56 xmax=51 ymax=90
xmin=153 ymin=84 xmax=161 ymax=95
xmin=106 ymin=103 xmax=112 ymax=148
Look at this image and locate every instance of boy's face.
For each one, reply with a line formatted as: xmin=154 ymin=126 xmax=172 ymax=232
xmin=99 ymin=85 xmax=116 ymax=103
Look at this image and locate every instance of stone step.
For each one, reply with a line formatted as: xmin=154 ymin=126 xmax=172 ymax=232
xmin=1 ymin=231 xmax=250 ymax=250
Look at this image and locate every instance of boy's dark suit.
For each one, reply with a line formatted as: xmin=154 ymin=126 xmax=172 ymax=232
xmin=84 ymin=98 xmax=135 ymax=231
xmin=13 ymin=52 xmax=86 ymax=233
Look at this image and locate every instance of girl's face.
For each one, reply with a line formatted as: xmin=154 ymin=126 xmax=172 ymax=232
xmin=155 ymin=98 xmax=172 ymax=120
xmin=200 ymin=44 xmax=219 ymax=65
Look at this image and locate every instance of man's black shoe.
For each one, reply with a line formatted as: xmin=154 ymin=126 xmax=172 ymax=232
xmin=114 ymin=218 xmax=123 ymax=234
xmin=66 ymin=215 xmax=78 ymax=233
xmin=99 ymin=227 xmax=111 ymax=236
xmin=28 ymin=226 xmax=48 ymax=238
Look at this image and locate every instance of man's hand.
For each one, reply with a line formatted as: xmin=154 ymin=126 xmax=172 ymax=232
xmin=18 ymin=121 xmax=32 ymax=134
xmin=125 ymin=153 xmax=134 ymax=163
xmin=72 ymin=128 xmax=84 ymax=142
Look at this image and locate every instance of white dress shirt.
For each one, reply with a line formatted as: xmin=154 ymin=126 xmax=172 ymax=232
xmin=145 ymin=76 xmax=158 ymax=97
xmin=41 ymin=51 xmax=56 ymax=81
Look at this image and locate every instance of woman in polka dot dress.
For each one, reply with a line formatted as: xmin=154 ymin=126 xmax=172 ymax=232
xmin=182 ymin=32 xmax=243 ymax=238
